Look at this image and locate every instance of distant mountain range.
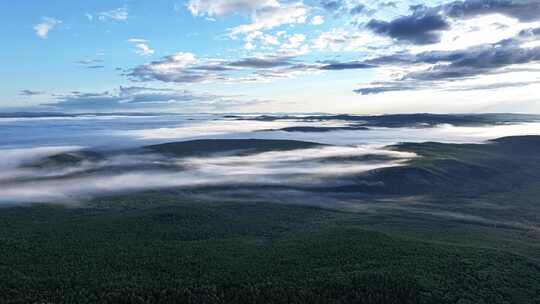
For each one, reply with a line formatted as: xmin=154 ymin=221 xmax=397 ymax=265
xmin=230 ymin=113 xmax=540 ymax=129
xmin=2 ymin=112 xmax=540 ymax=128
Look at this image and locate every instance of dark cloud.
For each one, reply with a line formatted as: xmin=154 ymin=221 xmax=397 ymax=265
xmin=355 ymin=28 xmax=540 ymax=94
xmin=319 ymin=61 xmax=376 ymax=70
xmin=127 ymin=54 xmax=249 ymax=83
xmin=126 ymin=24 xmax=540 ymax=93
xmin=127 ymin=53 xmax=320 ymax=84
xmin=379 ymin=2 xmax=398 ymax=8
xmin=127 ymin=66 xmax=214 ymax=84
xmin=321 ymin=1 xmax=376 ymax=16
xmin=350 ymin=4 xmax=366 ymax=15
xmin=354 ymin=85 xmax=418 ymax=95
xmin=129 ymin=70 xmax=210 ymax=83
xmin=228 ymin=57 xmax=293 ymax=68
xmin=521 ymin=27 xmax=540 ymax=36
xmin=367 ymin=13 xmax=450 ymax=45
xmin=320 ymin=0 xmax=345 ymax=11
xmin=406 ymin=38 xmax=540 ymax=81
xmin=363 ymin=53 xmax=418 ymax=66
xmin=442 ymin=0 xmax=540 ymax=22
xmin=190 ymin=64 xmax=233 ymax=72
xmin=366 ymin=0 xmax=540 ymax=45
xmin=20 ymin=90 xmax=45 ymax=96
xmin=75 ymin=59 xmax=106 ymax=69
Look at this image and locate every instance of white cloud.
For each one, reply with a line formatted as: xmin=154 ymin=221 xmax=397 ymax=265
xmin=311 ymin=15 xmax=324 ymax=25
xmin=282 ymin=33 xmax=305 ymax=49
xmin=312 ymin=28 xmax=349 ymax=50
xmin=135 ymin=44 xmax=155 ymax=56
xmin=522 ymin=40 xmax=540 ymax=49
xmin=98 ymin=7 xmax=129 ymax=22
xmin=187 ymin=0 xmax=308 ymax=50
xmin=312 ymin=28 xmax=391 ymax=53
xmin=230 ymin=3 xmax=308 ymax=36
xmin=154 ymin=52 xmax=198 ymax=72
xmin=128 ymin=38 xmax=155 ymax=56
xmin=280 ymin=33 xmax=309 ymax=55
xmin=263 ymin=34 xmax=279 ymax=45
xmin=244 ymin=31 xmax=280 ymax=48
xmin=246 ymin=31 xmax=263 ymax=41
xmin=34 ymin=17 xmax=61 ymax=39
xmin=187 ymin=0 xmax=279 ymax=17
xmin=409 ymin=14 xmax=537 ymax=54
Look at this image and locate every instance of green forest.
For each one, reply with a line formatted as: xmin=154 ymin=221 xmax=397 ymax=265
xmin=2 ymin=136 xmax=540 ymax=303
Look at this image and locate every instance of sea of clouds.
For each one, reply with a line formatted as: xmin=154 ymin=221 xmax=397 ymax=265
xmin=2 ymin=114 xmax=540 ymax=206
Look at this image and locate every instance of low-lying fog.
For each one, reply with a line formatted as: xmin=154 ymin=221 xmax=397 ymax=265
xmin=2 ymin=113 xmax=540 ymax=214
xmin=0 ymin=144 xmax=415 ymax=204
xmin=128 ymin=120 xmax=540 ymax=145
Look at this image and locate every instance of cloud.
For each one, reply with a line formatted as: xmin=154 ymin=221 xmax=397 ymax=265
xmin=281 ymin=33 xmax=306 ymax=50
xmin=355 ymin=27 xmax=540 ymax=94
xmin=127 ymin=48 xmax=389 ymax=85
xmin=230 ymin=3 xmax=307 ymax=36
xmin=349 ymin=4 xmax=366 ymax=15
xmin=319 ymin=1 xmax=374 ymax=16
xmin=187 ymin=0 xmax=279 ymax=17
xmin=445 ymin=79 xmax=540 ymax=91
xmin=320 ymin=0 xmax=345 ymax=12
xmin=75 ymin=59 xmax=105 ymax=69
xmin=319 ymin=61 xmax=376 ymax=70
xmin=76 ymin=59 xmax=104 ymax=65
xmin=406 ymin=46 xmax=540 ymax=81
xmin=312 ymin=28 xmax=352 ymax=50
xmin=187 ymin=0 xmax=308 ymax=51
xmin=127 ymin=52 xmax=217 ymax=83
xmin=354 ymin=85 xmax=419 ymax=95
xmin=441 ymin=0 xmax=540 ymax=22
xmin=128 ymin=39 xmax=155 ymax=56
xmin=242 ymin=31 xmax=282 ymax=49
xmin=98 ymin=7 xmax=129 ymax=22
xmin=311 ymin=28 xmax=389 ymax=52
xmin=33 ymin=17 xmax=61 ymax=39
xmin=229 ymin=56 xmax=293 ymax=68
xmin=123 ymin=18 xmax=539 ymax=95
xmin=263 ymin=34 xmax=280 ymax=45
xmin=44 ymin=86 xmax=264 ymax=112
xmin=0 ymin=143 xmax=412 ymax=204
xmin=20 ymin=90 xmax=45 ymax=96
xmin=127 ymin=52 xmax=314 ymax=83
xmin=367 ymin=13 xmax=450 ymax=45
xmin=413 ymin=28 xmax=540 ymax=79
xmin=311 ymin=15 xmax=324 ymax=25
xmin=366 ymin=0 xmax=540 ymax=45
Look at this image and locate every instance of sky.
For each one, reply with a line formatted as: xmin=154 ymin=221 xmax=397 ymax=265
xmin=1 ymin=0 xmax=540 ymax=114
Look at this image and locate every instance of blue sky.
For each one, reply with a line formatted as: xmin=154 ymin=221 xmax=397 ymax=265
xmin=1 ymin=0 xmax=540 ymax=113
